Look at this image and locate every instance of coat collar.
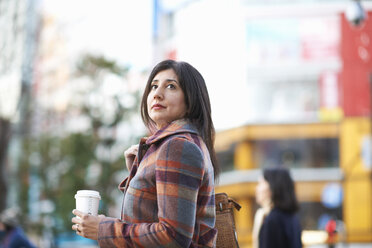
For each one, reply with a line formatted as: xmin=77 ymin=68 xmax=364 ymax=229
xmin=145 ymin=119 xmax=199 ymax=145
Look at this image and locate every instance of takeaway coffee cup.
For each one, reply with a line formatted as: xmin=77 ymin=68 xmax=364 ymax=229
xmin=74 ymin=190 xmax=101 ymax=216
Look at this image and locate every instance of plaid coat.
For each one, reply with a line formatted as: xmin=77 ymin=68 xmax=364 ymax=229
xmin=98 ymin=119 xmax=217 ymax=247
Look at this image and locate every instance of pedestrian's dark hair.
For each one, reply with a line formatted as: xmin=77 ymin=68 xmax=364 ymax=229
xmin=141 ymin=59 xmax=220 ymax=179
xmin=263 ymin=168 xmax=299 ymax=213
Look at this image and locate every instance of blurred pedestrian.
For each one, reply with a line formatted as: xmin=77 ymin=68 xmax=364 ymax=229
xmin=71 ymin=59 xmax=219 ymax=247
xmin=325 ymin=218 xmax=337 ymax=248
xmin=0 ymin=208 xmax=36 ymax=248
xmin=252 ymin=168 xmax=302 ymax=248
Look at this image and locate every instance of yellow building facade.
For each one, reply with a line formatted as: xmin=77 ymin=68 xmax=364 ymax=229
xmin=215 ymin=118 xmax=372 ymax=247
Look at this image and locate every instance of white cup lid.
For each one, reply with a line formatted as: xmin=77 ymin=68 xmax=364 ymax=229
xmin=75 ymin=190 xmax=101 ymax=199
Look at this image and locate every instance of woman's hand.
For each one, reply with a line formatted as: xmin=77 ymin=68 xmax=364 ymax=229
xmin=71 ymin=209 xmax=105 ymax=240
xmin=124 ymin=144 xmax=139 ymax=171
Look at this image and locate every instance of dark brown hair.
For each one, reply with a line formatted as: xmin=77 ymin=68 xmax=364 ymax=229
xmin=141 ymin=59 xmax=220 ymax=179
xmin=263 ymin=168 xmax=299 ymax=213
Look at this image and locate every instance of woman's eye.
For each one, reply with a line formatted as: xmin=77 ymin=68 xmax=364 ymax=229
xmin=167 ymin=84 xmax=176 ymax=89
xmin=151 ymin=84 xmax=157 ymax=90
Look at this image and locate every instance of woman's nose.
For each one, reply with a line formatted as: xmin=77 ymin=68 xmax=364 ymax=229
xmin=153 ymin=87 xmax=164 ymax=99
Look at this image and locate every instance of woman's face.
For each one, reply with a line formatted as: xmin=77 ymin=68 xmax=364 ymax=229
xmin=255 ymin=176 xmax=272 ymax=207
xmin=147 ymin=69 xmax=187 ymax=129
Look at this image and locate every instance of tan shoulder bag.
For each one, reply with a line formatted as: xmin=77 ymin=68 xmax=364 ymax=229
xmin=215 ymin=193 xmax=241 ymax=248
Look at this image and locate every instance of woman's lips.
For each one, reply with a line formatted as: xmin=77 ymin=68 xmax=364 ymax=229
xmin=152 ymin=104 xmax=165 ymax=110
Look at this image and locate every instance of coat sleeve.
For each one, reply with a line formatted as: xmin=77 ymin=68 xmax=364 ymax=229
xmin=97 ymin=137 xmax=206 ymax=248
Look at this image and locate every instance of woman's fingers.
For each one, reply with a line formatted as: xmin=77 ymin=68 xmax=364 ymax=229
xmin=124 ymin=144 xmax=139 ymax=171
xmin=72 ymin=223 xmax=82 ymax=237
xmin=72 ymin=210 xmax=87 ymax=237
xmin=124 ymin=144 xmax=139 ymax=157
xmin=72 ymin=209 xmax=84 ymax=218
xmin=71 ymin=213 xmax=102 ymax=240
xmin=72 ymin=224 xmax=80 ymax=231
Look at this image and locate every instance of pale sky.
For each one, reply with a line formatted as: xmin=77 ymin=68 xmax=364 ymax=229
xmin=39 ymin=0 xmax=360 ymax=131
xmin=40 ymin=0 xmax=249 ymax=131
xmin=41 ymin=0 xmax=153 ymax=71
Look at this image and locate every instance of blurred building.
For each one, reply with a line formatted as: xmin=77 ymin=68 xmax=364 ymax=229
xmin=0 ymin=0 xmax=40 ymax=212
xmin=154 ymin=0 xmax=372 ymax=247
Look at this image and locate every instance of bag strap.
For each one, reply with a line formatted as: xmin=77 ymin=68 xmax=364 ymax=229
xmin=216 ymin=198 xmax=242 ymax=212
xmin=215 ymin=193 xmax=241 ymax=212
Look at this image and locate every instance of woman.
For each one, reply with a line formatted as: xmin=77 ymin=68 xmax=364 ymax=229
xmin=0 ymin=208 xmax=36 ymax=248
xmin=72 ymin=60 xmax=219 ymax=247
xmin=252 ymin=168 xmax=302 ymax=248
